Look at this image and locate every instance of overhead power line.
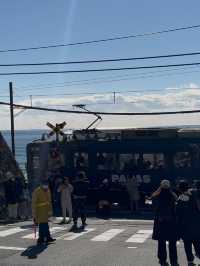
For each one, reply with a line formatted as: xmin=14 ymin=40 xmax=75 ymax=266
xmin=1 ymin=51 xmax=200 ymax=67
xmin=1 ymin=62 xmax=200 ymax=76
xmin=18 ymin=86 xmax=200 ymax=98
xmin=0 ymin=24 xmax=200 ymax=53
xmin=1 ymin=101 xmax=200 ymax=116
xmin=14 ymin=76 xmax=200 ymax=99
xmin=14 ymin=66 xmax=200 ymax=91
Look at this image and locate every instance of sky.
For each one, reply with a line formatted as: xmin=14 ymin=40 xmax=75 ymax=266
xmin=1 ymin=0 xmax=200 ymax=129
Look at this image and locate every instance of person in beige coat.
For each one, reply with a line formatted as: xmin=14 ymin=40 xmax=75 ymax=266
xmin=126 ymin=175 xmax=140 ymax=212
xmin=58 ymin=177 xmax=73 ymax=224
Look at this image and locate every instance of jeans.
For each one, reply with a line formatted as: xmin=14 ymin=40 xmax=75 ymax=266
xmin=183 ymin=240 xmax=200 ymax=262
xmin=38 ymin=223 xmax=51 ymax=242
xmin=158 ymin=240 xmax=178 ymax=264
xmin=73 ymin=198 xmax=86 ymax=224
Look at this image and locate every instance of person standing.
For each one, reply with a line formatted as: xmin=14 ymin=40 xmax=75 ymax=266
xmin=97 ymin=179 xmax=111 ymax=218
xmin=126 ymin=175 xmax=140 ymax=213
xmin=22 ymin=182 xmax=31 ymax=219
xmin=4 ymin=173 xmax=20 ymax=221
xmin=176 ymin=180 xmax=200 ymax=266
xmin=151 ymin=180 xmax=179 ymax=266
xmin=57 ymin=177 xmax=73 ymax=224
xmin=72 ymin=172 xmax=89 ymax=230
xmin=32 ymin=179 xmax=56 ymax=245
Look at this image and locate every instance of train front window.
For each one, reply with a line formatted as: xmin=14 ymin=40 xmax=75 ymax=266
xmin=32 ymin=155 xmax=40 ymax=169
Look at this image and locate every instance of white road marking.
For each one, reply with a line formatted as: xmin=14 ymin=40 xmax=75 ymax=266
xmin=127 ymin=247 xmax=138 ymax=249
xmin=22 ymin=226 xmax=66 ymax=239
xmin=58 ymin=228 xmax=95 ymax=240
xmin=126 ymin=229 xmax=153 ymax=243
xmin=91 ymin=229 xmax=125 ymax=242
xmin=110 ymin=219 xmax=153 ymax=224
xmin=0 ymin=227 xmax=28 ymax=237
xmin=0 ymin=245 xmax=26 ymax=251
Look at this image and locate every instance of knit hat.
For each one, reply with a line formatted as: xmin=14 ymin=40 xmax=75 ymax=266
xmin=160 ymin=179 xmax=170 ymax=189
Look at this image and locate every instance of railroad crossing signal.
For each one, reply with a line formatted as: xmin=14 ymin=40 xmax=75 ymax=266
xmin=46 ymin=121 xmax=66 ymax=141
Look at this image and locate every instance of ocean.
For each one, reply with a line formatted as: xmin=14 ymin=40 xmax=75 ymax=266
xmin=1 ymin=130 xmax=46 ymax=173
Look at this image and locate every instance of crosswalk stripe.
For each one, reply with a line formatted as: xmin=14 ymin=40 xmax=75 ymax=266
xmin=126 ymin=229 xmax=153 ymax=243
xmin=91 ymin=229 xmax=125 ymax=242
xmin=0 ymin=227 xmax=28 ymax=237
xmin=58 ymin=228 xmax=95 ymax=240
xmin=22 ymin=226 xmax=66 ymax=239
xmin=0 ymin=245 xmax=26 ymax=251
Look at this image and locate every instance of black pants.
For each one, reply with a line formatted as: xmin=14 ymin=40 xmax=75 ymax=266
xmin=183 ymin=239 xmax=200 ymax=262
xmin=73 ymin=198 xmax=86 ymax=224
xmin=158 ymin=240 xmax=178 ymax=264
xmin=38 ymin=223 xmax=51 ymax=242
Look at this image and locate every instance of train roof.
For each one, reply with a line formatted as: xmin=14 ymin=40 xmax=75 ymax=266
xmin=27 ymin=126 xmax=200 ymax=145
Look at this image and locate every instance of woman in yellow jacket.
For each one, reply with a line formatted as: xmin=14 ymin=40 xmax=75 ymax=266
xmin=32 ymin=180 xmax=56 ymax=245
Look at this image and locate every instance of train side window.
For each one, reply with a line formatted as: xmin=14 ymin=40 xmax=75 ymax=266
xmin=97 ymin=153 xmax=118 ymax=170
xmin=174 ymin=152 xmax=191 ymax=168
xmin=153 ymin=153 xmax=165 ymax=169
xmin=119 ymin=154 xmax=138 ymax=171
xmin=74 ymin=152 xmax=88 ymax=170
xmin=142 ymin=154 xmax=154 ymax=169
xmin=97 ymin=153 xmax=107 ymax=170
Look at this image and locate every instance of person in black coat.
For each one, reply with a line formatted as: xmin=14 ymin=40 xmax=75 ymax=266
xmin=176 ymin=180 xmax=200 ymax=266
xmin=151 ymin=180 xmax=179 ymax=266
xmin=71 ymin=172 xmax=89 ymax=230
xmin=4 ymin=174 xmax=22 ymax=220
xmin=97 ymin=179 xmax=111 ymax=218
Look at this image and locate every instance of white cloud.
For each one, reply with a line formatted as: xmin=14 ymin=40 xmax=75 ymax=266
xmin=1 ymin=84 xmax=200 ymax=129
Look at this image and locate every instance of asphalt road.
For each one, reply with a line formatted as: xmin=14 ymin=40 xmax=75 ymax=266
xmin=0 ymin=218 xmax=197 ymax=266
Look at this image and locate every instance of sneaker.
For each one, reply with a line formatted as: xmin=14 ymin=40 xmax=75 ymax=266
xmin=80 ymin=224 xmax=86 ymax=230
xmin=81 ymin=222 xmax=87 ymax=228
xmin=70 ymin=223 xmax=78 ymax=231
xmin=47 ymin=237 xmax=56 ymax=243
xmin=66 ymin=219 xmax=72 ymax=224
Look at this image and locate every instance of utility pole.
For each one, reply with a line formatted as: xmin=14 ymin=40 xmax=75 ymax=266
xmin=30 ymin=95 xmax=33 ymax=107
xmin=9 ymin=82 xmax=15 ymax=157
xmin=113 ymin=91 xmax=116 ymax=104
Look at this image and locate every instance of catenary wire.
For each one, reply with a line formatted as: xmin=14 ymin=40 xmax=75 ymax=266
xmin=1 ymin=101 xmax=200 ymax=116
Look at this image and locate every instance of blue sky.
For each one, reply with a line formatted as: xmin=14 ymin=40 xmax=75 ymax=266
xmin=1 ymin=0 xmax=200 ymax=129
